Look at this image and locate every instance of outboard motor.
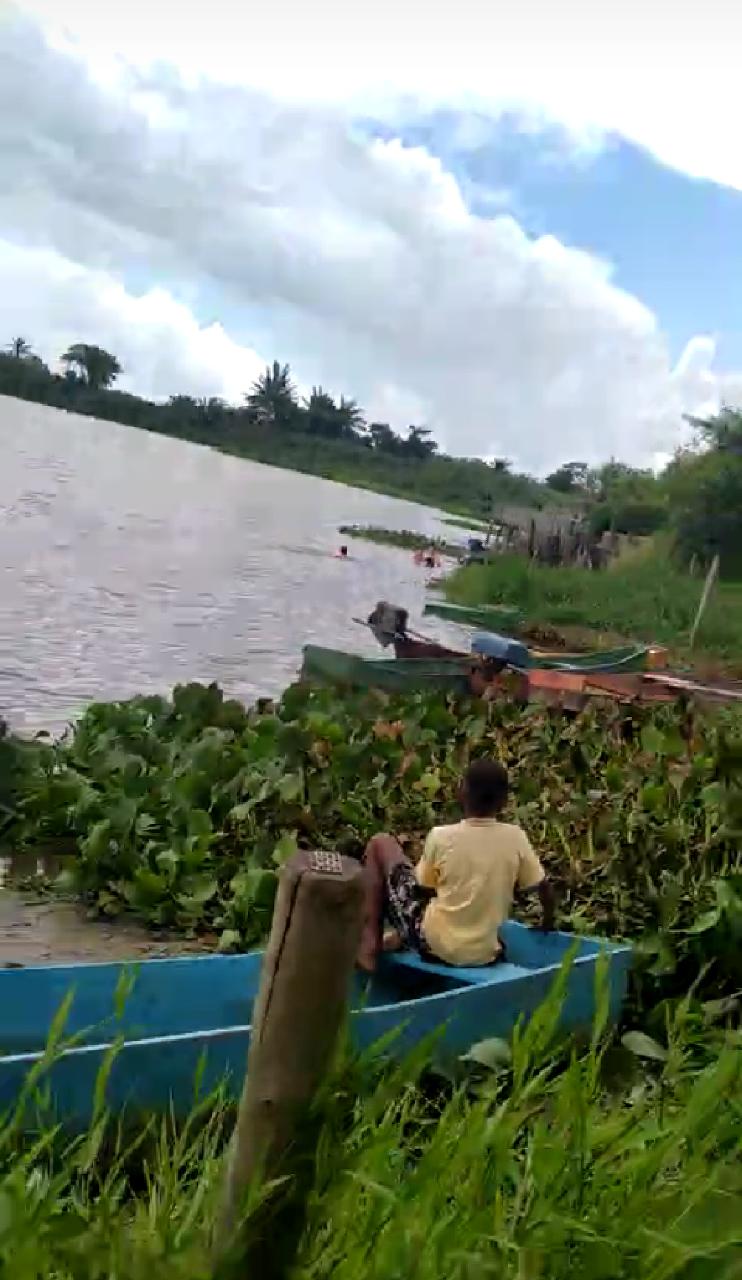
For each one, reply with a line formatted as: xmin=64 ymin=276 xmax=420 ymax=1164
xmin=367 ymin=601 xmax=409 ymax=649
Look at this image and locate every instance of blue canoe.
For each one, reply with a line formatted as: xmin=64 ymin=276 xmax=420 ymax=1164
xmin=0 ymin=923 xmax=631 ymax=1129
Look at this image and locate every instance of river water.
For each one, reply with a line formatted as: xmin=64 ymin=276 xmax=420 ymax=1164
xmin=0 ymin=396 xmax=463 ymax=734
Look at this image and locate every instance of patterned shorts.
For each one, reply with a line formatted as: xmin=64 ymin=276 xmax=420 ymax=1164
xmin=385 ymin=862 xmax=430 ymax=954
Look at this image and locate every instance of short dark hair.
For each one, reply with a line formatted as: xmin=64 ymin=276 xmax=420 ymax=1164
xmin=463 ymin=758 xmax=509 ymax=815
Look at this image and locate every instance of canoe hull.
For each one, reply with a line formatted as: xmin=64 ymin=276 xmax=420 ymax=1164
xmin=425 ymin=600 xmax=523 ymax=630
xmin=301 ymin=644 xmax=473 ymax=694
xmin=0 ymin=923 xmax=631 ymax=1129
xmin=471 ymin=633 xmax=654 ymax=675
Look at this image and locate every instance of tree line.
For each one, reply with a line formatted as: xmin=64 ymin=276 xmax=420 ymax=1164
xmin=3 ymin=337 xmax=741 ymax=575
xmin=1 ymin=340 xmax=443 ymax=460
xmin=0 ymin=338 xmax=548 ymax=515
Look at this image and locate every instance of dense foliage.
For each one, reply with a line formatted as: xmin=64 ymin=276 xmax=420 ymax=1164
xmin=5 ymin=681 xmax=742 ymax=1007
xmin=0 ymin=342 xmax=548 ymax=518
xmin=446 ymin=547 xmax=742 ymax=666
xmin=666 ymin=409 xmax=742 ymax=577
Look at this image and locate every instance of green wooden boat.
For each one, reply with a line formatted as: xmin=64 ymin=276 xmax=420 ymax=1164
xmin=471 ymin=632 xmax=654 ymax=675
xmin=531 ymin=644 xmax=653 ymax=674
xmin=425 ymin=602 xmax=654 ymax=674
xmin=301 ymin=645 xmax=473 ymax=694
xmin=424 ymin=600 xmax=523 ymax=629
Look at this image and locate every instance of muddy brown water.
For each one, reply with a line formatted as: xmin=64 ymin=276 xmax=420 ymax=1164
xmin=0 ymin=398 xmax=471 ymax=965
xmin=0 ymin=854 xmax=209 ymax=967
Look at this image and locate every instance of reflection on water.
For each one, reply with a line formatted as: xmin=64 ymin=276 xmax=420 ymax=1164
xmin=0 ymin=397 xmax=465 ymax=733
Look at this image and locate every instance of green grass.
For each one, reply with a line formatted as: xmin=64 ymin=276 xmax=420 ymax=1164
xmin=2 ymin=994 xmax=740 ymax=1278
xmin=445 ymin=549 xmax=742 ymax=666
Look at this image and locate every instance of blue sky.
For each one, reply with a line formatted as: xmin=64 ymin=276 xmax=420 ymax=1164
xmin=378 ymin=112 xmax=742 ymax=371
xmin=6 ymin=1 xmax=742 ymax=471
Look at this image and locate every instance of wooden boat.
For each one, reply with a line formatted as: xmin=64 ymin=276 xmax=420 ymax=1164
xmin=393 ymin=635 xmax=467 ymax=661
xmin=519 ymin=668 xmax=742 ymax=709
xmin=0 ymin=922 xmax=631 ymax=1129
xmin=301 ymin=644 xmax=474 ymax=694
xmin=424 ymin=600 xmax=523 ymax=630
xmin=472 ymin=633 xmax=655 ymax=675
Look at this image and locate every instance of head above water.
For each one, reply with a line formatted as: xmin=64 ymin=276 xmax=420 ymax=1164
xmin=461 ymin=758 xmax=509 ymax=818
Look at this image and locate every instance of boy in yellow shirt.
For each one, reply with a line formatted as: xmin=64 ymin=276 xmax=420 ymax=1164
xmin=357 ymin=758 xmax=554 ymax=972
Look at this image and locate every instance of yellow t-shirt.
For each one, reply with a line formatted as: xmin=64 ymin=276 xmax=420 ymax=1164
xmin=416 ymin=819 xmax=545 ymax=966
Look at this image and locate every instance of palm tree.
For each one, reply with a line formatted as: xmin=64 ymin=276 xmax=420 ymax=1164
xmin=336 ymin=396 xmax=366 ymax=438
xmin=304 ymin=386 xmax=340 ymax=438
xmin=368 ymin=421 xmax=401 ymax=453
xmin=5 ymin=337 xmax=34 ymax=360
xmin=60 ymin=344 xmax=122 ymax=391
xmin=246 ymin=361 xmax=298 ymax=429
xmin=402 ymin=425 xmax=437 ymax=459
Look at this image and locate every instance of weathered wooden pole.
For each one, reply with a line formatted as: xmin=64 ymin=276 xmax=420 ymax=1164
xmin=216 ymin=849 xmax=365 ymax=1279
xmin=690 ymin=554 xmax=720 ymax=649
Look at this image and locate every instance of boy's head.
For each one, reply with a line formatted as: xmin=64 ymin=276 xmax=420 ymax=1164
xmin=461 ymin=758 xmax=509 ymax=818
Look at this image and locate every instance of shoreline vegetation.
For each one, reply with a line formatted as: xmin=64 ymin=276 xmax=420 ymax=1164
xmin=3 ymin=342 xmax=742 ymax=1271
xmin=4 ymin=679 xmax=740 ymax=1010
xmin=1 ymin=342 xmax=562 ymax=521
xmin=3 ymin=670 xmax=742 ymax=1272
xmin=2 ymin=997 xmax=739 ymax=1276
xmin=339 ymin=523 xmax=742 ymax=670
xmin=4 ymin=339 xmax=742 ymax=581
xmin=2 ymin=677 xmax=741 ymax=1271
xmin=443 ymin=545 xmax=742 ymax=672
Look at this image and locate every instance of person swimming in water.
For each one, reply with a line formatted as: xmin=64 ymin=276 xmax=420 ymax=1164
xmin=334 ymin=544 xmax=349 ymax=558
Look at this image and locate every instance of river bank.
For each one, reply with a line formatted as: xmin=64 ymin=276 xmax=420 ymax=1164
xmin=3 ymin=676 xmax=741 ymax=1012
xmin=3 ymin=670 xmax=740 ymax=1274
xmin=443 ymin=546 xmax=742 ymax=674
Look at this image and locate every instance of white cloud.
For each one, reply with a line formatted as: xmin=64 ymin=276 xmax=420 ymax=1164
xmin=0 ymin=241 xmax=264 ymax=402
xmin=17 ymin=0 xmax=742 ymax=191
xmin=0 ymin=10 xmax=739 ymax=473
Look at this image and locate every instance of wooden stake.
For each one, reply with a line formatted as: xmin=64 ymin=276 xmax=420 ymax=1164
xmin=690 ymin=554 xmax=720 ymax=649
xmin=216 ymin=849 xmax=364 ymax=1278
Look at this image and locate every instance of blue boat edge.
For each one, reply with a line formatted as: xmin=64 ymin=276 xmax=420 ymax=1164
xmin=0 ymin=922 xmax=632 ymax=1130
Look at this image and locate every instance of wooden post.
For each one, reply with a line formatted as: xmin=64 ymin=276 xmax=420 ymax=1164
xmin=690 ymin=554 xmax=720 ymax=649
xmin=216 ymin=849 xmax=364 ymax=1279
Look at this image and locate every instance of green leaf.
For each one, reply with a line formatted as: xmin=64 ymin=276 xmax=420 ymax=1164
xmin=640 ymin=724 xmax=666 ymax=756
xmin=687 ymin=908 xmax=721 ymax=935
xmin=156 ymin=849 xmax=180 ymax=879
xmin=126 ymin=868 xmax=167 ymax=906
xmin=229 ymin=801 xmax=255 ymax=822
xmin=278 ymin=771 xmax=304 ymax=803
xmin=217 ymin=929 xmax=242 ymax=953
xmin=178 ymin=875 xmax=218 ymax=905
xmin=187 ymin=808 xmax=213 ymax=838
xmin=621 ymin=1030 xmax=668 ymax=1062
xmin=272 ymin=831 xmax=298 ymax=866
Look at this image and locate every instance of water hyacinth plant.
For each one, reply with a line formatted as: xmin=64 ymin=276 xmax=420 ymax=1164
xmin=5 ymin=680 xmax=742 ymax=1005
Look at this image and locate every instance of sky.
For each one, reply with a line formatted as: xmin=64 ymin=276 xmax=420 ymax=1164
xmin=2 ymin=0 xmax=742 ymax=474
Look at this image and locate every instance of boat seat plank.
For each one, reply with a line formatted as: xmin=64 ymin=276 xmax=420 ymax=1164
xmin=385 ymin=951 xmax=531 ymax=985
